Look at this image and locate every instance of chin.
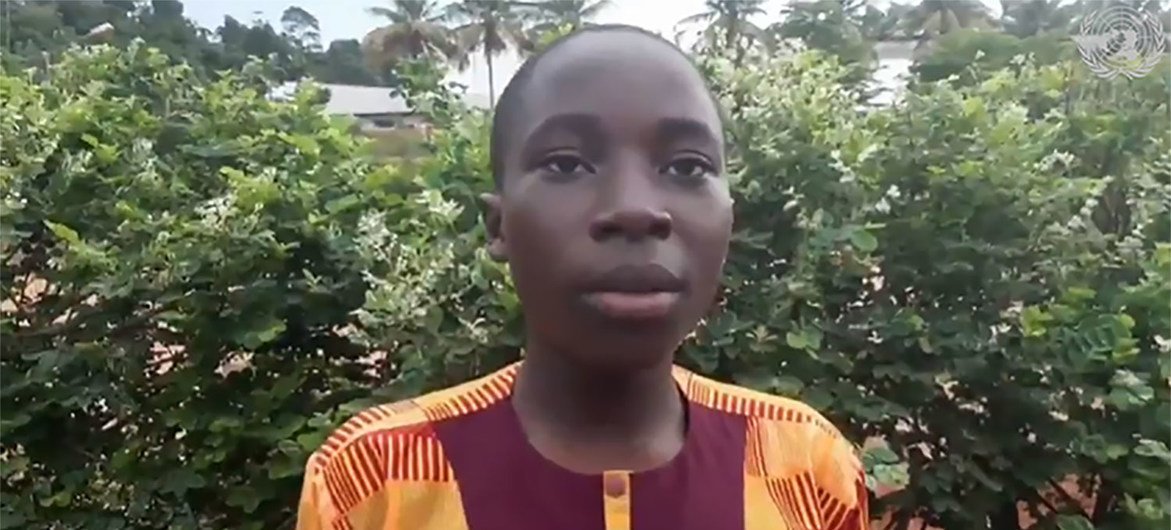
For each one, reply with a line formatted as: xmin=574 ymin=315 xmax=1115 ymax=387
xmin=565 ymin=325 xmax=687 ymax=373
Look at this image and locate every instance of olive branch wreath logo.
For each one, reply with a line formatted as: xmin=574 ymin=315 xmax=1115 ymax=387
xmin=1072 ymin=5 xmax=1167 ymax=80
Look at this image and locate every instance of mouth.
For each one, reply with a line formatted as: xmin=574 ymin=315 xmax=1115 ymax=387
xmin=579 ymin=264 xmax=686 ymax=320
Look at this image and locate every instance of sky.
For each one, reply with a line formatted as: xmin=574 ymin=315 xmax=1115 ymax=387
xmin=183 ymin=0 xmax=1005 ymax=98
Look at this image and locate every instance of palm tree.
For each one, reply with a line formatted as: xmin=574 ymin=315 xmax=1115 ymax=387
xmin=523 ymin=0 xmax=611 ymax=32
xmin=676 ymin=0 xmax=768 ymax=61
xmin=362 ymin=0 xmax=457 ymax=75
xmin=861 ymin=2 xmax=915 ymax=41
xmin=901 ymin=0 xmax=994 ymax=54
xmin=903 ymin=0 xmax=994 ymax=37
xmin=772 ymin=0 xmax=876 ymax=88
xmin=999 ymin=0 xmax=1077 ymax=37
xmin=447 ymin=0 xmax=529 ymax=110
xmin=775 ymin=0 xmax=869 ymax=50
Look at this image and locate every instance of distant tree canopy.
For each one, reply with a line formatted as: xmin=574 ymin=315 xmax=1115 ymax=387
xmin=911 ymin=29 xmax=1076 ymax=85
xmin=0 ymin=0 xmax=382 ymax=85
xmin=6 ymin=0 xmax=1165 ymax=99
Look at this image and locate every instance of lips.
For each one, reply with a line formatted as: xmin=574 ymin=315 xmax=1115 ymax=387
xmin=579 ymin=264 xmax=686 ymax=320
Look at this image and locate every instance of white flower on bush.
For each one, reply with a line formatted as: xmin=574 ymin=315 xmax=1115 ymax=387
xmin=356 ymin=206 xmax=459 ymax=327
xmin=1037 ymin=150 xmax=1075 ymax=173
xmin=195 ymin=194 xmax=236 ymax=230
xmin=412 ymin=187 xmax=462 ymax=225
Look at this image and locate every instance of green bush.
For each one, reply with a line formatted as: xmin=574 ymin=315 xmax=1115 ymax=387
xmin=2 ymin=43 xmax=1167 ymax=530
xmin=0 ymin=43 xmax=475 ymax=529
xmin=706 ymin=47 xmax=1169 ymax=529
xmin=912 ymin=29 xmax=1074 ymax=86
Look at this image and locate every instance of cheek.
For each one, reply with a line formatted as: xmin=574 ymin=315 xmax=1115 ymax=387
xmin=681 ymin=192 xmax=734 ymax=260
xmin=500 ymin=199 xmax=580 ymax=278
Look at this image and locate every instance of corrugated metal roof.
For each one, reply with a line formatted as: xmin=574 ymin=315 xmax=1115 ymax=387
xmin=319 ymin=84 xmax=412 ymax=115
xmin=272 ymin=82 xmax=490 ymax=116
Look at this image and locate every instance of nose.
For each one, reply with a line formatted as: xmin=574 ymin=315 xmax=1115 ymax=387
xmin=588 ymin=166 xmax=673 ymax=242
xmin=590 ymin=207 xmax=673 ymax=241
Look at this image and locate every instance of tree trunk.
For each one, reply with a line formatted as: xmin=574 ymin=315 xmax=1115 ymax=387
xmin=487 ymin=49 xmax=496 ymax=110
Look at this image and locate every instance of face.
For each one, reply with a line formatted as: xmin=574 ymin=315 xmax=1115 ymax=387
xmin=484 ymin=32 xmax=734 ymax=371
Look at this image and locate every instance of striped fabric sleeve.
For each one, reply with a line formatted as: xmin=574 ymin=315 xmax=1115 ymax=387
xmin=825 ymin=467 xmax=870 ymax=530
xmin=296 ymin=454 xmax=335 ymax=530
xmin=819 ymin=433 xmax=871 ymax=530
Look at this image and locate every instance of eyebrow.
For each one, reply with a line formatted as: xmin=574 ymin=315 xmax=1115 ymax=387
xmin=517 ymin=113 xmax=722 ymax=166
xmin=655 ymin=117 xmax=721 ymax=149
xmin=521 ymin=113 xmax=606 ymax=148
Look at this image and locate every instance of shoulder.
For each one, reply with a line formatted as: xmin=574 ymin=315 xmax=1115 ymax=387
xmin=676 ymin=367 xmax=849 ymax=434
xmin=302 ymin=365 xmax=519 ymax=514
xmin=676 ymin=368 xmax=867 ymax=513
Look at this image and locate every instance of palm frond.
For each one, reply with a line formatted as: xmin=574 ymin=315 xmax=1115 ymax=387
xmin=679 ymin=11 xmax=716 ymax=26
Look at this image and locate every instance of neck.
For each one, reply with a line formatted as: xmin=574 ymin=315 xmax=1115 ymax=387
xmin=511 ymin=342 xmax=684 ymax=442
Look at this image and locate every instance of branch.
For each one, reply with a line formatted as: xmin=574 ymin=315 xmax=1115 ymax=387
xmin=1047 ymin=477 xmax=1090 ymax=517
xmin=1035 ymin=491 xmax=1060 ymax=518
xmin=11 ymin=303 xmax=173 ymax=340
xmin=1023 ymin=486 xmax=1061 ymax=520
xmin=1090 ymin=477 xmax=1114 ymax=524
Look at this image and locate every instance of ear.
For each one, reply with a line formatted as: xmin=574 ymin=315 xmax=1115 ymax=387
xmin=480 ymin=192 xmax=508 ymax=262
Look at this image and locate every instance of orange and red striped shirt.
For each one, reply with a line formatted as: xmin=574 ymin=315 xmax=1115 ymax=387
xmin=296 ymin=362 xmax=869 ymax=530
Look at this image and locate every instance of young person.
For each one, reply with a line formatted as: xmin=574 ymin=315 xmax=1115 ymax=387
xmin=296 ymin=24 xmax=869 ymax=530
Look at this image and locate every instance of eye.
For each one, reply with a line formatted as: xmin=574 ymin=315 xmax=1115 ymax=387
xmin=662 ymin=156 xmax=716 ymax=182
xmin=540 ymin=153 xmax=593 ymax=175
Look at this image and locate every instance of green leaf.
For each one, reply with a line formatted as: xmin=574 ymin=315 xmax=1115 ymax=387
xmin=162 ymin=469 xmax=207 ymax=496
xmin=241 ymin=318 xmax=287 ymax=350
xmin=278 ymin=439 xmax=302 ymax=456
xmin=1134 ymin=439 xmax=1171 ymax=464
xmin=801 ymin=387 xmax=833 ymax=410
xmin=307 ymin=415 xmax=334 ymax=429
xmin=267 ymin=455 xmax=304 ymax=480
xmin=297 ymin=431 xmax=329 ymax=453
xmin=31 ymin=349 xmax=62 ymax=377
xmin=209 ymin=416 xmax=244 ymax=433
xmin=774 ymin=375 xmax=804 ymax=395
xmin=325 ymin=195 xmax=361 ymax=214
xmin=849 ymin=229 xmax=878 ymax=253
xmin=1056 ymin=515 xmax=1093 ymax=530
xmin=1020 ymin=306 xmax=1052 ymax=337
xmin=44 ymin=221 xmax=80 ymax=245
xmin=863 ymin=445 xmax=901 ymax=465
xmin=0 ymin=513 xmax=26 ymax=530
xmin=804 ymin=328 xmax=823 ymax=350
xmin=786 ymin=331 xmax=808 ymax=350
xmin=279 ymin=131 xmax=321 ymax=156
xmin=227 ymin=486 xmax=262 ymax=512
xmin=271 ymin=373 xmax=303 ymax=400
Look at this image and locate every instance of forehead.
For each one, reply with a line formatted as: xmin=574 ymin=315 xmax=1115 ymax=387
xmin=515 ymin=32 xmax=721 ymax=138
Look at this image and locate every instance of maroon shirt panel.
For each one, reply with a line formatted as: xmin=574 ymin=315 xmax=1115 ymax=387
xmin=631 ymin=403 xmax=746 ymax=530
xmin=434 ymin=398 xmax=748 ymax=530
xmin=433 ymin=399 xmax=605 ymax=530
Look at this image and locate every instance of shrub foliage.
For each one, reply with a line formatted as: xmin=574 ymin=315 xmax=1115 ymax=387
xmin=1 ymin=43 xmax=1168 ymax=530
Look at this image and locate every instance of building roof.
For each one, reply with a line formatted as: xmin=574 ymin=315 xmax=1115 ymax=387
xmin=272 ymin=82 xmax=490 ymax=116
xmin=319 ymin=83 xmax=412 ymax=116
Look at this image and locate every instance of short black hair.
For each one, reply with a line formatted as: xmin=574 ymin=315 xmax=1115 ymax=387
xmin=489 ymin=24 xmax=720 ymax=190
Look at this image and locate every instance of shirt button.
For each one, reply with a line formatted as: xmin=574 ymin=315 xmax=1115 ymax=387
xmin=604 ymin=474 xmax=627 ymax=497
